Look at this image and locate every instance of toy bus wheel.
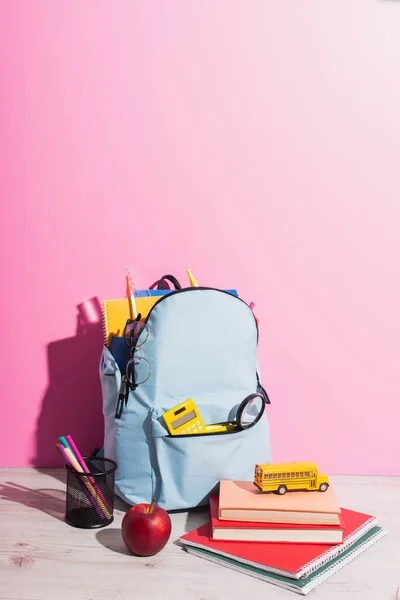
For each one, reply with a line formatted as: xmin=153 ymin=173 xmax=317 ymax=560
xmin=319 ymin=483 xmax=329 ymax=492
xmin=277 ymin=485 xmax=287 ymax=495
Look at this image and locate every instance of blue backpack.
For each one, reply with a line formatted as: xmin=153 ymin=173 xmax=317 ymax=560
xmin=99 ymin=279 xmax=272 ymax=510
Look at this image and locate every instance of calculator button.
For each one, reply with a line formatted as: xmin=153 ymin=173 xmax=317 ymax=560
xmin=191 ymin=424 xmax=196 ymax=429
xmin=193 ymin=429 xmax=198 ymax=433
xmin=196 ymin=421 xmax=201 ymax=426
xmin=198 ymin=425 xmax=203 ymax=430
xmin=186 ymin=427 xmax=191 ymax=432
xmin=181 ymin=430 xmax=185 ymax=434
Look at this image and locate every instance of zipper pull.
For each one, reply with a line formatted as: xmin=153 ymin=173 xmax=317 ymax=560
xmin=115 ymin=375 xmax=128 ymax=419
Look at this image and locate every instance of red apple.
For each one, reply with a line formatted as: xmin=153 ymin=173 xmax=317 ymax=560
xmin=121 ymin=498 xmax=172 ymax=556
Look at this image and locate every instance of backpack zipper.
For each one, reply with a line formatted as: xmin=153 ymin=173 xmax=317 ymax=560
xmin=144 ymin=286 xmax=259 ymax=340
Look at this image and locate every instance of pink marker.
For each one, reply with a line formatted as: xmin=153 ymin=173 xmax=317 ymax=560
xmin=56 ymin=444 xmax=105 ymax=520
xmin=65 ymin=434 xmax=111 ymax=511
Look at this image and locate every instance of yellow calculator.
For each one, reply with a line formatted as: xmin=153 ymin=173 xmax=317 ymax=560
xmin=162 ymin=398 xmax=235 ymax=435
xmin=163 ymin=399 xmax=206 ymax=435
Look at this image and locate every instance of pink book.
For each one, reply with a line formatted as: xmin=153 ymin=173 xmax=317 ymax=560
xmin=219 ymin=480 xmax=341 ymax=524
xmin=210 ymin=495 xmax=344 ymax=543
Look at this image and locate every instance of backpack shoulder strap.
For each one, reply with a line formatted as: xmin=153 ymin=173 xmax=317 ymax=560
xmin=149 ymin=274 xmax=182 ymax=290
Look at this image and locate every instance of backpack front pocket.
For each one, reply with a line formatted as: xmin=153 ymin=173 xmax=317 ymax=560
xmin=149 ymin=410 xmax=271 ymax=511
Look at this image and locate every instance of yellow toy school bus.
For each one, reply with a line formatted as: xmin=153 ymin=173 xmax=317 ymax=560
xmin=254 ymin=462 xmax=329 ymax=495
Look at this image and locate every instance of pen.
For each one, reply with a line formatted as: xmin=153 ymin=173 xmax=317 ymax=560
xmin=59 ymin=435 xmax=111 ymax=513
xmin=63 ymin=446 xmax=111 ymax=518
xmin=65 ymin=434 xmax=111 ymax=511
xmin=55 ymin=444 xmax=106 ymax=520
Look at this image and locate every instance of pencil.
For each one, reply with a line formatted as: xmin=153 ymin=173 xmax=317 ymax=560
xmin=63 ymin=447 xmax=111 ymax=519
xmin=65 ymin=434 xmax=111 ymax=511
xmin=56 ymin=444 xmax=105 ymax=520
xmin=59 ymin=436 xmax=112 ymax=517
xmin=126 ymin=270 xmax=137 ymax=319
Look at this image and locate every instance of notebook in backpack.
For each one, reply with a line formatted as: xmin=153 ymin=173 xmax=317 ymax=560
xmin=99 ymin=280 xmax=272 ymax=510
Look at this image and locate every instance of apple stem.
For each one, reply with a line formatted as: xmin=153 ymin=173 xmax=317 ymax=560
xmin=147 ymin=498 xmax=156 ymax=514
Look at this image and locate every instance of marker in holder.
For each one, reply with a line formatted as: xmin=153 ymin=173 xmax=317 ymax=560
xmin=65 ymin=456 xmax=117 ymax=529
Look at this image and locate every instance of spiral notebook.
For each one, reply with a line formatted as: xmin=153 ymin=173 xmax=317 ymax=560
xmin=184 ymin=526 xmax=386 ymax=595
xmin=102 ymin=295 xmax=167 ymax=346
xmin=180 ymin=507 xmax=379 ymax=579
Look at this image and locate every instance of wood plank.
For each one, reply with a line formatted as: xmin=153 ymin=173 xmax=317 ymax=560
xmin=0 ymin=470 xmax=399 ymax=600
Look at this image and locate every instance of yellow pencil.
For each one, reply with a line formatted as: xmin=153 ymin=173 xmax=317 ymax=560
xmin=126 ymin=269 xmax=137 ymax=319
xmin=187 ymin=268 xmax=199 ymax=287
xmin=63 ymin=447 xmax=111 ymax=518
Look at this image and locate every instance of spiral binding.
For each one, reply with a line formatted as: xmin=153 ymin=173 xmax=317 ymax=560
xmin=302 ymin=528 xmax=387 ymax=594
xmin=185 ymin=528 xmax=387 ymax=594
xmin=102 ymin=300 xmax=110 ymax=346
xmin=301 ymin=516 xmax=378 ymax=577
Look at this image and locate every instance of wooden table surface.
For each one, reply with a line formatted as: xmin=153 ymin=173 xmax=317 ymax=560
xmin=0 ymin=470 xmax=399 ymax=600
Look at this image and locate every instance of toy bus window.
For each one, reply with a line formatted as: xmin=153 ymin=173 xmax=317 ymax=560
xmin=290 ymin=472 xmax=294 ymax=478
xmin=281 ymin=473 xmax=286 ymax=479
xmin=300 ymin=472 xmax=304 ymax=477
xmin=305 ymin=471 xmax=310 ymax=477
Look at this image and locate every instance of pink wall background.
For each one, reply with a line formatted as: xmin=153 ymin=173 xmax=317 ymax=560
xmin=1 ymin=1 xmax=399 ymax=474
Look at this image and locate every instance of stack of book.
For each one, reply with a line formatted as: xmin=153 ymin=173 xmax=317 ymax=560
xmin=180 ymin=480 xmax=386 ymax=595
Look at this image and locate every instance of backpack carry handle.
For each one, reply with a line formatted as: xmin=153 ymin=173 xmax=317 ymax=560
xmin=149 ymin=274 xmax=182 ymax=290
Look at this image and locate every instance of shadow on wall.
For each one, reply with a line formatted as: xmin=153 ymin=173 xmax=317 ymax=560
xmin=33 ymin=297 xmax=105 ymax=468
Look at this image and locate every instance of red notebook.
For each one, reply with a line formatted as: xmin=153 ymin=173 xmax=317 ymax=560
xmin=180 ymin=507 xmax=378 ymax=579
xmin=209 ymin=495 xmax=344 ymax=544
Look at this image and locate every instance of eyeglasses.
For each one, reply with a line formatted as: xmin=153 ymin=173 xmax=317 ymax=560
xmin=235 ymin=393 xmax=266 ymax=430
xmin=123 ymin=315 xmax=151 ymax=390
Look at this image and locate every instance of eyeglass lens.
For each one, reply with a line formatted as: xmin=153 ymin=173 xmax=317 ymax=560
xmin=125 ymin=320 xmax=149 ymax=350
xmin=126 ymin=356 xmax=151 ymax=387
xmin=239 ymin=395 xmax=264 ymax=428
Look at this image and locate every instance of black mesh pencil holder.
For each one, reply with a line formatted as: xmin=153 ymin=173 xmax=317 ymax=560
xmin=65 ymin=457 xmax=117 ymax=529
